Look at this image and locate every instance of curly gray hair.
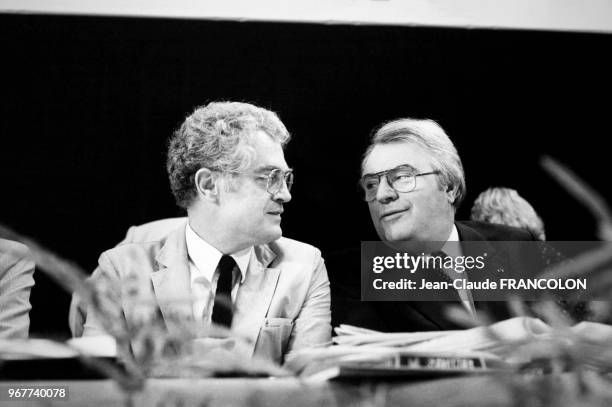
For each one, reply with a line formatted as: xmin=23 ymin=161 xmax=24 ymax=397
xmin=167 ymin=101 xmax=290 ymax=209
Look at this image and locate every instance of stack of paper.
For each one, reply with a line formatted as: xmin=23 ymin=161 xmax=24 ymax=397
xmin=287 ymin=317 xmax=564 ymax=380
xmin=404 ymin=317 xmax=552 ymax=354
xmin=334 ymin=317 xmax=553 ymax=354
xmin=334 ymin=325 xmax=461 ymax=347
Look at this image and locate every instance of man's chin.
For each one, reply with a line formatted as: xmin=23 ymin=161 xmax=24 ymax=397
xmin=259 ymin=228 xmax=282 ymax=244
xmin=381 ymin=226 xmax=412 ymax=242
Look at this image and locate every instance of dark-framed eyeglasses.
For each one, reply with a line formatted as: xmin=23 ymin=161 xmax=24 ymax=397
xmin=360 ymin=165 xmax=440 ymax=202
xmin=223 ymin=168 xmax=294 ymax=195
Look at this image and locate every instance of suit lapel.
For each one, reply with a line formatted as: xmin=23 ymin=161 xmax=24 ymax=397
xmin=151 ymin=224 xmax=194 ymax=337
xmin=404 ymin=222 xmax=489 ymax=328
xmin=232 ymin=243 xmax=280 ymax=357
xmin=150 ymin=228 xmax=283 ymax=353
xmin=456 ymin=221 xmax=487 ymax=241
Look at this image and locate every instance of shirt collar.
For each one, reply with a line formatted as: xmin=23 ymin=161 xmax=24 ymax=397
xmin=447 ymin=224 xmax=460 ymax=242
xmin=441 ymin=224 xmax=463 ymax=257
xmin=185 ymin=224 xmax=251 ymax=284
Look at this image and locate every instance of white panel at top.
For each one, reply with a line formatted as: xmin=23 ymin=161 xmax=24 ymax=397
xmin=1 ymin=0 xmax=611 ymax=34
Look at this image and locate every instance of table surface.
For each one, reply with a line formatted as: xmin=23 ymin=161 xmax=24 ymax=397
xmin=1 ymin=374 xmax=516 ymax=407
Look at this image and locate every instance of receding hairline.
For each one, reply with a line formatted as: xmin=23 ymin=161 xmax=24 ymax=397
xmin=361 ymin=139 xmax=437 ymax=175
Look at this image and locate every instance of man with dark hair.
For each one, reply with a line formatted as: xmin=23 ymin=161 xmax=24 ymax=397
xmin=80 ymin=102 xmax=331 ymax=364
xmin=330 ymin=118 xmax=535 ymax=332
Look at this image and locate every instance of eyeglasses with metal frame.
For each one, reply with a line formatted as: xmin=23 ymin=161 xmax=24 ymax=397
xmin=221 ymin=168 xmax=294 ymax=195
xmin=360 ymin=165 xmax=440 ymax=202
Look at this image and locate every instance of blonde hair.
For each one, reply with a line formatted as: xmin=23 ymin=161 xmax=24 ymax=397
xmin=471 ymin=187 xmax=546 ymax=240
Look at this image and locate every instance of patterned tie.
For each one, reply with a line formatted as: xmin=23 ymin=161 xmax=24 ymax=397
xmin=211 ymin=255 xmax=236 ymax=328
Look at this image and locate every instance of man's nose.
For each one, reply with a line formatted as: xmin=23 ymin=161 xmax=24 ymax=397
xmin=375 ymin=176 xmax=398 ymax=203
xmin=273 ymin=180 xmax=292 ymax=203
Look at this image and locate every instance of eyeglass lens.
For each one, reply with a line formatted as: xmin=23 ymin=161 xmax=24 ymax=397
xmin=269 ymin=169 xmax=294 ymax=194
xmin=362 ymin=166 xmax=416 ymax=201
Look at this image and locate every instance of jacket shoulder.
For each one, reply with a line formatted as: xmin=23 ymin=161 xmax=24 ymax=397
xmin=268 ymin=237 xmax=322 ymax=263
xmin=121 ymin=217 xmax=187 ymax=245
xmin=458 ymin=221 xmax=535 ymax=241
xmin=99 ymin=240 xmax=164 ymax=275
xmin=0 ymin=239 xmax=33 ymax=261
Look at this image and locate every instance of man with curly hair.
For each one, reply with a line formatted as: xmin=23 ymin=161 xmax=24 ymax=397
xmin=80 ymin=102 xmax=331 ymax=364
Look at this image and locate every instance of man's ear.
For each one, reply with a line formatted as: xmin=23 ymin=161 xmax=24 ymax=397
xmin=194 ymin=168 xmax=219 ymax=201
xmin=445 ymin=183 xmax=457 ymax=205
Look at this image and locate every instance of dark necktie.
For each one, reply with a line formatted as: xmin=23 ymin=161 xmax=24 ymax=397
xmin=211 ymin=255 xmax=236 ymax=328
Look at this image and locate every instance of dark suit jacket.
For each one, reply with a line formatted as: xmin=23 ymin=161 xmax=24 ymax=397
xmin=328 ymin=221 xmax=537 ymax=332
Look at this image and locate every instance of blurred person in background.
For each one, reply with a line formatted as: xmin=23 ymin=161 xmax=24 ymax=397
xmin=470 ymin=187 xmax=546 ymax=241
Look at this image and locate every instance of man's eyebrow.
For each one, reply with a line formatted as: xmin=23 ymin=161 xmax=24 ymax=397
xmin=396 ymin=164 xmax=418 ymax=173
xmin=254 ymin=165 xmax=289 ymax=173
xmin=361 ymin=171 xmax=377 ymax=178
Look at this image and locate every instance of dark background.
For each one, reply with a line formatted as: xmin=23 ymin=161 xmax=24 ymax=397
xmin=1 ymin=14 xmax=611 ymax=337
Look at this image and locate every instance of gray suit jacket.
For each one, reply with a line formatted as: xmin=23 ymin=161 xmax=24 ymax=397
xmin=0 ymin=239 xmax=35 ymax=339
xmin=69 ymin=218 xmax=187 ymax=337
xmin=79 ymin=219 xmax=331 ymax=364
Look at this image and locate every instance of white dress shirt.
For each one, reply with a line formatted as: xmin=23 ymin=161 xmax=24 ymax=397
xmin=441 ymin=224 xmax=477 ymax=317
xmin=185 ymin=224 xmax=252 ymax=321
